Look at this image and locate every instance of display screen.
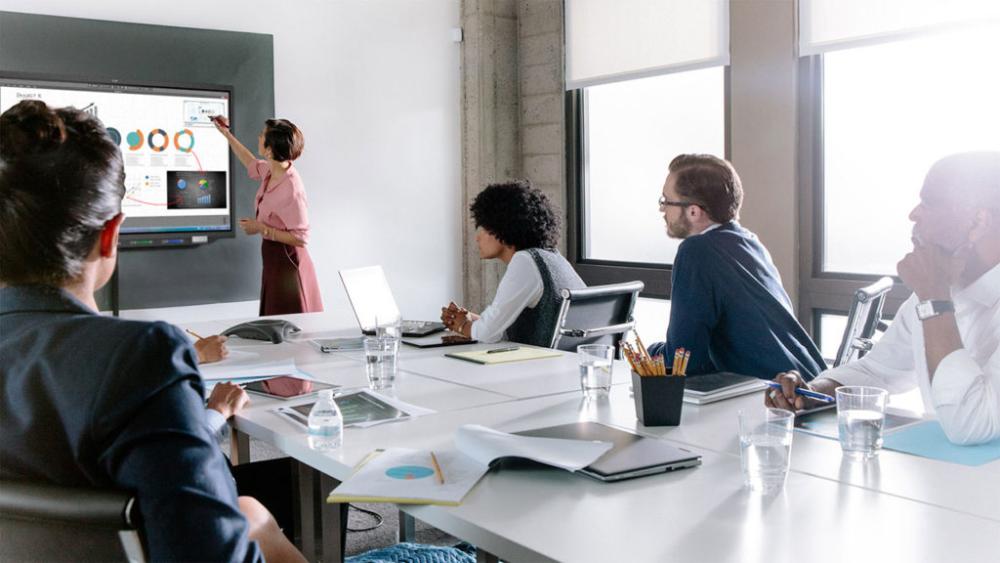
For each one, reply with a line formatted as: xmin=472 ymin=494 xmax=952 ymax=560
xmin=0 ymin=74 xmax=233 ymax=239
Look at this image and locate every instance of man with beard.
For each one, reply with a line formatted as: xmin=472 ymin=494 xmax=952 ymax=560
xmin=647 ymin=154 xmax=825 ymax=380
xmin=768 ymin=152 xmax=1000 ymax=445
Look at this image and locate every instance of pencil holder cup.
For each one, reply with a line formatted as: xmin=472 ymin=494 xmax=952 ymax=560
xmin=632 ymin=371 xmax=685 ymax=427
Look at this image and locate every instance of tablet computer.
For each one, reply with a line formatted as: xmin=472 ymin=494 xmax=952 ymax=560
xmin=243 ymin=376 xmax=339 ymax=400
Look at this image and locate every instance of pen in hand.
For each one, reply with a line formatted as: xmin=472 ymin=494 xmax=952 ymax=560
xmin=185 ymin=328 xmax=205 ymax=341
xmin=766 ymin=382 xmax=835 ymax=403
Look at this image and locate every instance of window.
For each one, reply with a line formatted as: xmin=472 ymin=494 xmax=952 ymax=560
xmin=799 ymin=24 xmax=1000 ymax=346
xmin=569 ymin=67 xmax=727 ymax=297
xmin=821 ymin=27 xmax=1000 ymax=276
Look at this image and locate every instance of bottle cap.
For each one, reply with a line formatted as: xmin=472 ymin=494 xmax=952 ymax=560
xmin=318 ymin=389 xmax=335 ymax=401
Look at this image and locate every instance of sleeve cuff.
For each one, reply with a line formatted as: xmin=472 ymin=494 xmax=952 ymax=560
xmin=930 ymin=349 xmax=982 ymax=408
xmin=204 ymin=408 xmax=228 ymax=434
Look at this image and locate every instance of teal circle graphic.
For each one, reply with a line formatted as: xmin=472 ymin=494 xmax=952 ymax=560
xmin=385 ymin=466 xmax=435 ymax=480
xmin=126 ymin=131 xmax=142 ymax=147
xmin=106 ymin=127 xmax=121 ymax=145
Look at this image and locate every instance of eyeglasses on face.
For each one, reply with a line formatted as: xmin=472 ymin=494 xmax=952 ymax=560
xmin=658 ymin=195 xmax=701 ymax=209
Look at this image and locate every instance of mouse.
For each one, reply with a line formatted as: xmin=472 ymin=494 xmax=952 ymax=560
xmin=222 ymin=319 xmax=301 ymax=344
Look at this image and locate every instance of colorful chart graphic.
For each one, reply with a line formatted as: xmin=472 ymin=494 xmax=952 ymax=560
xmin=198 ymin=178 xmax=210 ymax=190
xmin=126 ymin=130 xmax=144 ymax=151
xmin=106 ymin=127 xmax=121 ymax=145
xmin=176 ymin=179 xmax=188 ymax=190
xmin=385 ymin=466 xmax=435 ymax=480
xmin=148 ymin=128 xmax=169 ymax=152
xmin=173 ymin=128 xmax=195 ymax=152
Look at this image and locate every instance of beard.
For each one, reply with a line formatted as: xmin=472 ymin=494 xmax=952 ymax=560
xmin=666 ymin=213 xmax=693 ymax=239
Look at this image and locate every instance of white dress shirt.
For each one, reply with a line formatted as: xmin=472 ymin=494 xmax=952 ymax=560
xmin=819 ymin=263 xmax=1000 ymax=445
xmin=205 ymin=407 xmax=228 ymax=433
xmin=471 ymin=251 xmax=544 ymax=343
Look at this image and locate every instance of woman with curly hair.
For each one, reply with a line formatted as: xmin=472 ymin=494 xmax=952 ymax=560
xmin=440 ymin=180 xmax=585 ymax=346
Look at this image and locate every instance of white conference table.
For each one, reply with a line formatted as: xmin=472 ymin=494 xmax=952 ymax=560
xmin=180 ymin=313 xmax=1000 ymax=562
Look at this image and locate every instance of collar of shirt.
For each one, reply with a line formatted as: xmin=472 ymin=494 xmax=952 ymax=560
xmin=0 ymin=285 xmax=95 ymax=316
xmin=954 ymin=262 xmax=1000 ymax=308
xmin=696 ymin=222 xmax=722 ymax=236
xmin=262 ymin=163 xmax=297 ymax=192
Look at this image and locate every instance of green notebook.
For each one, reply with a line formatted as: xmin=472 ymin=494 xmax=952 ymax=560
xmin=445 ymin=346 xmax=563 ymax=365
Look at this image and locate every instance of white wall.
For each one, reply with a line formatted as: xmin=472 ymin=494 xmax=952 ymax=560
xmin=1 ymin=0 xmax=463 ymax=326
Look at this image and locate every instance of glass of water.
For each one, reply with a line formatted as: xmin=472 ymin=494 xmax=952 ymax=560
xmin=578 ymin=344 xmax=614 ymax=397
xmin=363 ymin=336 xmax=398 ymax=390
xmin=737 ymin=408 xmax=795 ymax=492
xmin=836 ymin=386 xmax=888 ymax=459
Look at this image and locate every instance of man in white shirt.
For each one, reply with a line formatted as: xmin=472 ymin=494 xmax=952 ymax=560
xmin=767 ymin=152 xmax=1000 ymax=445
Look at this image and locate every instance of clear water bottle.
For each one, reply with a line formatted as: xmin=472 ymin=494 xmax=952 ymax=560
xmin=307 ymin=389 xmax=343 ymax=450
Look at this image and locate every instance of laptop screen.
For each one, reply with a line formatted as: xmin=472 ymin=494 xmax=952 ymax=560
xmin=339 ymin=266 xmax=402 ymax=332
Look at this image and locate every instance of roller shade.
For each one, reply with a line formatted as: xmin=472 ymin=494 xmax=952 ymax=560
xmin=799 ymin=0 xmax=1000 ymax=56
xmin=565 ymin=0 xmax=729 ymax=90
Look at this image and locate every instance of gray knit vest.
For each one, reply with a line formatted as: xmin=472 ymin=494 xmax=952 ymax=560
xmin=505 ymin=248 xmax=586 ymax=347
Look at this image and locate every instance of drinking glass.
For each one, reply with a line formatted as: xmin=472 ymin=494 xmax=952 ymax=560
xmin=738 ymin=408 xmax=795 ymax=492
xmin=364 ymin=336 xmax=398 ymax=390
xmin=578 ymin=344 xmax=614 ymax=397
xmin=836 ymin=386 xmax=888 ymax=459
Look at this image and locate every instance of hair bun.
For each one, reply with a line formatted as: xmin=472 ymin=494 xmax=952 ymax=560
xmin=0 ymin=99 xmax=68 ymax=159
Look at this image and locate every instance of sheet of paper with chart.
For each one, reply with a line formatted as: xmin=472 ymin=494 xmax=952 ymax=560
xmin=327 ymin=425 xmax=613 ymax=506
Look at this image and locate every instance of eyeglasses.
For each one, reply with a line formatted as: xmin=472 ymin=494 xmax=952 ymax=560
xmin=658 ymin=195 xmax=700 ymax=209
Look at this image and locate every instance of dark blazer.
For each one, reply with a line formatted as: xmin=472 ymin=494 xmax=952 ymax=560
xmin=649 ymin=222 xmax=826 ymax=380
xmin=0 ymin=285 xmax=261 ymax=562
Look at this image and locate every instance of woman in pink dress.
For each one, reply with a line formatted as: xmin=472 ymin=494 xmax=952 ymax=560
xmin=213 ymin=116 xmax=323 ymax=315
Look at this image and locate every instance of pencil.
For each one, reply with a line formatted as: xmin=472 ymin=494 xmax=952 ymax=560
xmin=185 ymin=328 xmax=205 ymax=340
xmin=635 ymin=334 xmax=652 ymax=362
xmin=430 ymin=451 xmax=445 ymax=485
xmin=680 ymin=350 xmax=691 ymax=376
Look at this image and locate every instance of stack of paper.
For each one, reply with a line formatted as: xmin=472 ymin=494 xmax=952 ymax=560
xmin=199 ymin=357 xmax=314 ymax=383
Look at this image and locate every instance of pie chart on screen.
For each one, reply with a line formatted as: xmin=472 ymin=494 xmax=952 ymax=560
xmin=173 ymin=128 xmax=195 ymax=152
xmin=126 ymin=130 xmax=144 ymax=151
xmin=147 ymin=128 xmax=168 ymax=152
xmin=176 ymin=179 xmax=187 ymax=190
xmin=106 ymin=127 xmax=121 ymax=145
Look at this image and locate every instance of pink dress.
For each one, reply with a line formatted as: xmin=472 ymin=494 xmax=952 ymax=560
xmin=247 ymin=160 xmax=323 ymax=315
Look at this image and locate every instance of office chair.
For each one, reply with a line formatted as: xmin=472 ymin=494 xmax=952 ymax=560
xmin=0 ymin=480 xmax=146 ymax=562
xmin=549 ymin=281 xmax=644 ymax=352
xmin=833 ymin=276 xmax=894 ymax=367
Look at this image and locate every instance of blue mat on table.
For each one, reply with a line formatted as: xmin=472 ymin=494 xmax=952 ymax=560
xmin=882 ymin=421 xmax=1000 ymax=466
xmin=346 ymin=542 xmax=475 ymax=563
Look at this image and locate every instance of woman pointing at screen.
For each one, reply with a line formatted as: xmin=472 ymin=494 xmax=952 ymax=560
xmin=213 ymin=116 xmax=323 ymax=315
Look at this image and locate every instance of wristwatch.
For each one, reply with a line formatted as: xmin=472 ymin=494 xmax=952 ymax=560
xmin=915 ymin=299 xmax=954 ymax=321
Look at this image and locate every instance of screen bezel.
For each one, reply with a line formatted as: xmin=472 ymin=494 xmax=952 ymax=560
xmin=0 ymin=70 xmax=237 ymax=248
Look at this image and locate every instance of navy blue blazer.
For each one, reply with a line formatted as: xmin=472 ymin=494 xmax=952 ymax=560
xmin=0 ymin=285 xmax=262 ymax=562
xmin=649 ymin=222 xmax=826 ymax=380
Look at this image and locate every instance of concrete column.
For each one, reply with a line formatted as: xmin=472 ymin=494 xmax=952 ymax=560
xmin=460 ymin=0 xmax=521 ymax=311
xmin=517 ymin=0 xmax=567 ymax=254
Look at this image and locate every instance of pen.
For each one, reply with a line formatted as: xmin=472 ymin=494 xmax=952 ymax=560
xmin=430 ymin=451 xmax=445 ymax=484
xmin=486 ymin=346 xmax=520 ymax=354
xmin=766 ymin=382 xmax=835 ymax=403
xmin=185 ymin=328 xmax=205 ymax=340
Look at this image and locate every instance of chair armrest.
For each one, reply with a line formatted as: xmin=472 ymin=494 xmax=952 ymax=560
xmin=558 ymin=321 xmax=635 ymax=339
xmin=0 ymin=481 xmax=134 ymax=528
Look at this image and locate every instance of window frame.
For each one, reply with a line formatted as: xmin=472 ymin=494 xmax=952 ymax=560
xmin=796 ymin=54 xmax=910 ymax=341
xmin=566 ymin=68 xmax=732 ymax=300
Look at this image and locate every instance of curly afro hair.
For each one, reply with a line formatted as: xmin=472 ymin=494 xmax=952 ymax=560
xmin=470 ymin=180 xmax=561 ymax=250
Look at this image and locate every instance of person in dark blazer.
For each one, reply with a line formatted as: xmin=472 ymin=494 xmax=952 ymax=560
xmin=0 ymin=100 xmax=304 ymax=562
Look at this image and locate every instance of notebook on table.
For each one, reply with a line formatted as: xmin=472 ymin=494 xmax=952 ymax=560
xmin=682 ymin=372 xmax=768 ymax=405
xmin=445 ymin=346 xmax=563 ymax=365
xmin=515 ymin=422 xmax=702 ymax=482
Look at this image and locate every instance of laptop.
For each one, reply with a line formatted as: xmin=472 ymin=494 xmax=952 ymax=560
xmin=339 ymin=266 xmax=446 ymax=337
xmin=515 ymin=422 xmax=701 ymax=482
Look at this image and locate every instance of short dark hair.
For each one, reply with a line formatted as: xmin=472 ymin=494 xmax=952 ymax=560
xmin=0 ymin=100 xmax=125 ymax=286
xmin=263 ymin=118 xmax=304 ymax=162
xmin=470 ymin=180 xmax=560 ymax=250
xmin=669 ymin=154 xmax=743 ymax=223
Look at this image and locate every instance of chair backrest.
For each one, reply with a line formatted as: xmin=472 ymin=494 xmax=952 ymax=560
xmin=833 ymin=276 xmax=894 ymax=367
xmin=549 ymin=281 xmax=644 ymax=352
xmin=0 ymin=480 xmax=146 ymax=563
